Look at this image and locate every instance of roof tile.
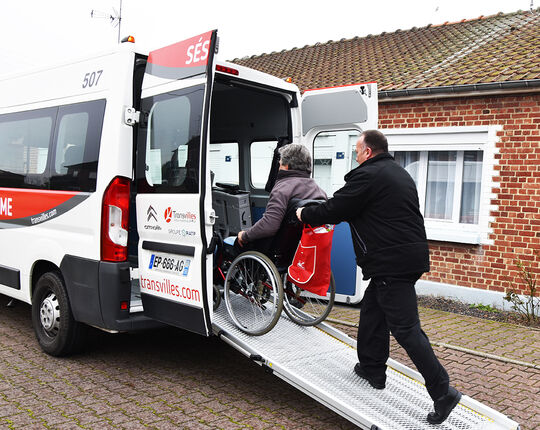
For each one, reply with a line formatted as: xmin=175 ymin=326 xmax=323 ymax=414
xmin=232 ymin=9 xmax=540 ymax=91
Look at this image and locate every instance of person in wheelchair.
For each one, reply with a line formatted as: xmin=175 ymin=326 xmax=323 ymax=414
xmin=236 ymin=143 xmax=326 ymax=261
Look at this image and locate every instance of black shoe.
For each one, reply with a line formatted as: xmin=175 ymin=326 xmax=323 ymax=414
xmin=288 ymin=296 xmax=304 ymax=309
xmin=354 ymin=363 xmax=385 ymax=390
xmin=427 ymin=386 xmax=462 ymax=424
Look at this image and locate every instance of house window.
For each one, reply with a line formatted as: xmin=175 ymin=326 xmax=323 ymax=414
xmin=425 ymin=151 xmax=457 ymax=220
xmin=460 ymin=151 xmax=483 ymax=224
xmin=383 ymin=126 xmax=498 ymax=245
xmin=311 ymin=127 xmax=497 ymax=244
xmin=394 ymin=151 xmax=420 ymax=187
xmin=393 ymin=149 xmax=483 ymax=224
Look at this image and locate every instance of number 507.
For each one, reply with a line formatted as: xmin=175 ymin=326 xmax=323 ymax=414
xmin=82 ymin=70 xmax=103 ymax=88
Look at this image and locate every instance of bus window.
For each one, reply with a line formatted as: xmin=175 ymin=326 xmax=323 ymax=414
xmin=142 ymin=86 xmax=204 ymax=193
xmin=0 ymin=109 xmax=54 ymax=188
xmin=49 ymin=99 xmax=106 ymax=192
xmin=250 ymin=141 xmax=277 ymax=189
xmin=209 ymin=142 xmax=239 ymax=186
xmin=313 ymin=133 xmax=335 ymax=195
xmin=55 ymin=112 xmax=89 ymax=175
xmin=314 ymin=130 xmax=360 ymax=195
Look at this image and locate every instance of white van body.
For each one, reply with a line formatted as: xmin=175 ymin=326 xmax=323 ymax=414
xmin=0 ymin=30 xmax=377 ymax=355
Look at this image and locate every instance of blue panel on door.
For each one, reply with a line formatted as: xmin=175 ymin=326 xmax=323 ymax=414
xmin=331 ymin=222 xmax=357 ymax=296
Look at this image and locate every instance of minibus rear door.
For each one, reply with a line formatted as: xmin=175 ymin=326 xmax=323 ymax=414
xmin=135 ymin=31 xmax=218 ymax=336
xmin=300 ymin=82 xmax=378 ymax=303
xmin=301 ymin=82 xmax=378 ymax=141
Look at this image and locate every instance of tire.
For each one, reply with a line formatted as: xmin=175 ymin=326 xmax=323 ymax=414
xmin=283 ymin=272 xmax=336 ymax=326
xmin=32 ymin=271 xmax=86 ymax=356
xmin=224 ymin=251 xmax=283 ymax=336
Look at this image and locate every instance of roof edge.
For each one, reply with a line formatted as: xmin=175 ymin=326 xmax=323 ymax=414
xmin=378 ymin=79 xmax=540 ymax=101
xmin=232 ymin=8 xmax=540 ymax=62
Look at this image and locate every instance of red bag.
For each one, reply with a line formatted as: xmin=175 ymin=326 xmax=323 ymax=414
xmin=287 ymin=224 xmax=334 ymax=296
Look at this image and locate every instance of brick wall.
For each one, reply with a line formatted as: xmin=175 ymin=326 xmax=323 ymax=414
xmin=379 ymin=94 xmax=540 ymax=295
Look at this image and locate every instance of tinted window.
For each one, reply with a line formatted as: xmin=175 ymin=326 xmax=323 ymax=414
xmin=49 ymin=100 xmax=106 ymax=192
xmin=55 ymin=112 xmax=89 ymax=174
xmin=0 ymin=100 xmax=106 ymax=191
xmin=0 ymin=108 xmax=55 ymax=188
xmin=139 ymin=85 xmax=204 ymax=193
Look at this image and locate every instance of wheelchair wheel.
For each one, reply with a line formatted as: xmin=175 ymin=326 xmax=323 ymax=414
xmin=283 ymin=272 xmax=336 ymax=326
xmin=224 ymin=251 xmax=283 ymax=336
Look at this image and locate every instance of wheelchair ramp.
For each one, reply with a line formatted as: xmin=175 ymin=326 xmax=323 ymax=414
xmin=213 ymin=305 xmax=519 ymax=430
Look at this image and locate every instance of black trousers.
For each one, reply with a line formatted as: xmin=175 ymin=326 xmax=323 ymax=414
xmin=357 ymin=274 xmax=449 ymax=400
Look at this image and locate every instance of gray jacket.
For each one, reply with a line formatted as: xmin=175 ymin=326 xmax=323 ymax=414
xmin=243 ymin=170 xmax=327 ymax=242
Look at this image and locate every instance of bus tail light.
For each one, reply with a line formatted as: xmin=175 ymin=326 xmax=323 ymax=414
xmin=101 ymin=177 xmax=130 ymax=262
xmin=216 ymin=65 xmax=239 ymax=76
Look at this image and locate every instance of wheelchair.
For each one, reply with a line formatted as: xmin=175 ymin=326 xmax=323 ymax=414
xmin=212 ymin=184 xmax=336 ymax=336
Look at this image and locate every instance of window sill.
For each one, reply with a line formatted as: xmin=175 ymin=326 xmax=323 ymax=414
xmin=425 ymin=224 xmax=486 ymax=245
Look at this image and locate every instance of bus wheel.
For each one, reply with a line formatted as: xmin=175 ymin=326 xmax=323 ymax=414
xmin=32 ymin=271 xmax=86 ymax=356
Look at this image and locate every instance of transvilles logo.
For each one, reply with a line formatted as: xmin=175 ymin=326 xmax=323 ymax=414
xmin=164 ymin=207 xmax=173 ymax=223
xmin=147 ymin=205 xmax=157 ymax=222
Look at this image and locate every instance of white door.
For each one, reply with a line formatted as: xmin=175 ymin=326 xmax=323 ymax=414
xmin=301 ymin=82 xmax=378 ymax=303
xmin=136 ymin=31 xmax=217 ymax=335
xmin=301 ymin=82 xmax=378 ymax=142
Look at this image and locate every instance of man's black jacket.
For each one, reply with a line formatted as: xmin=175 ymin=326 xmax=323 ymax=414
xmin=301 ymin=152 xmax=430 ymax=280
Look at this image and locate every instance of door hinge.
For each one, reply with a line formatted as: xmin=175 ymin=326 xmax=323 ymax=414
xmin=208 ymin=210 xmax=218 ymax=225
xmin=124 ymin=107 xmax=140 ymax=126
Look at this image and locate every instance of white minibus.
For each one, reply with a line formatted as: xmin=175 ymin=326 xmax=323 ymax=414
xmin=0 ymin=30 xmax=377 ymax=355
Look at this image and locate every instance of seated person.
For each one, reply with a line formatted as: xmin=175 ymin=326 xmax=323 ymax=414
xmin=236 ymin=143 xmax=327 ymax=256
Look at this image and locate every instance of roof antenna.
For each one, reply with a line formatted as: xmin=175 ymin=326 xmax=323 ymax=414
xmin=91 ymin=0 xmax=123 ymax=43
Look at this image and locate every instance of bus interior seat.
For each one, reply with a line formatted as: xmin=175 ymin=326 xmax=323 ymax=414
xmin=63 ymin=145 xmax=83 ymax=172
xmin=212 ymin=182 xmax=252 ymax=239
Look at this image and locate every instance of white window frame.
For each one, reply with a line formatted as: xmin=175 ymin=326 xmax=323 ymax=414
xmin=382 ymin=126 xmax=500 ymax=245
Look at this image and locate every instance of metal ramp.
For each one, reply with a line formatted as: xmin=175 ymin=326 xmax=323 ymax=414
xmin=213 ymin=305 xmax=520 ymax=430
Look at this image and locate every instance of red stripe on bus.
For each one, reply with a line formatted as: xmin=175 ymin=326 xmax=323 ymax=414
xmin=0 ymin=188 xmax=79 ymax=220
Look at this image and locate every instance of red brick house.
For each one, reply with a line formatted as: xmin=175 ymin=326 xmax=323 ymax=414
xmin=233 ymin=9 xmax=540 ymax=306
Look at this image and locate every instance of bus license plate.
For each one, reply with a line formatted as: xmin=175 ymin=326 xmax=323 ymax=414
xmin=149 ymin=253 xmax=191 ymax=276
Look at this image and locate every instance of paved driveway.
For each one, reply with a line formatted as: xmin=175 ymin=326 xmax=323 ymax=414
xmin=0 ymin=295 xmax=538 ymax=429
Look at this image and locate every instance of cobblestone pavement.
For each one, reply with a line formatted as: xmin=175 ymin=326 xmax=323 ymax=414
xmin=0 ymin=295 xmax=538 ymax=430
xmin=331 ymin=305 xmax=540 ymax=429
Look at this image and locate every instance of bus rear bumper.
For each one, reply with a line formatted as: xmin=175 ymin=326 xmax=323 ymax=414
xmin=60 ymin=255 xmax=163 ymax=331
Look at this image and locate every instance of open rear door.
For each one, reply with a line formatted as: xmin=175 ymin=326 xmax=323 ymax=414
xmin=301 ymin=82 xmax=378 ymax=141
xmin=136 ymin=31 xmax=217 ymax=336
xmin=301 ymin=83 xmax=378 ymax=304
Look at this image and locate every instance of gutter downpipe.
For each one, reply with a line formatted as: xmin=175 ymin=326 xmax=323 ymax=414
xmin=378 ymin=79 xmax=540 ymax=102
